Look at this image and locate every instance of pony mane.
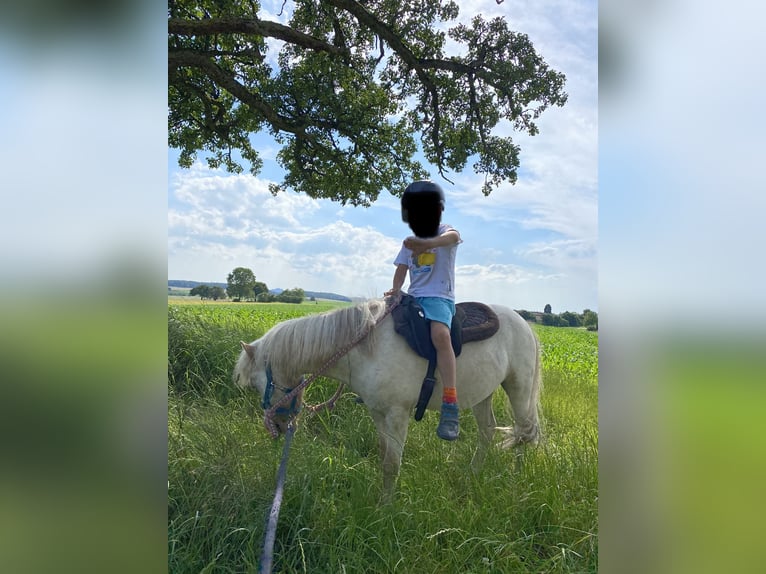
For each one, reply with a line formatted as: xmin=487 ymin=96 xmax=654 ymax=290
xmin=260 ymin=298 xmax=389 ymax=382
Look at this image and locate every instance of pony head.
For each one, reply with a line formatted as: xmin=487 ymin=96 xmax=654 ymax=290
xmin=234 ymin=340 xmax=303 ymax=435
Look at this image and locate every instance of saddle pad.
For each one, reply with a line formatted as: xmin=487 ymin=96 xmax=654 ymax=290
xmin=455 ymin=302 xmax=500 ymax=343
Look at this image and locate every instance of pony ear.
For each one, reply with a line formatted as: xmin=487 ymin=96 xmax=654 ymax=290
xmin=241 ymin=341 xmax=256 ymax=359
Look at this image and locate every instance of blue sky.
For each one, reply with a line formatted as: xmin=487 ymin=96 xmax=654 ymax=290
xmin=168 ymin=0 xmax=598 ymax=313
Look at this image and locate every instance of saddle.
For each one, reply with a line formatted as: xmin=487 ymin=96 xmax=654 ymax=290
xmin=391 ymin=294 xmax=500 ymax=420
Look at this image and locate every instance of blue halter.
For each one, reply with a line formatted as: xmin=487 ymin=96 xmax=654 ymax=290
xmin=262 ymin=364 xmax=302 ymax=417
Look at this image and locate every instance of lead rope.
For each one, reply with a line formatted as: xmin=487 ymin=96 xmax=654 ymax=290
xmin=262 ymin=297 xmax=400 ymax=438
xmin=258 ymin=422 xmax=294 ymax=574
xmin=258 ymin=381 xmax=345 ymax=573
xmin=257 ymin=297 xmax=400 ymax=574
xmin=304 ymin=380 xmax=346 ymax=415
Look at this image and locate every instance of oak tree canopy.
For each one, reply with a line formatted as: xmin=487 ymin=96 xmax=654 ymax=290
xmin=169 ymin=0 xmax=567 ymax=205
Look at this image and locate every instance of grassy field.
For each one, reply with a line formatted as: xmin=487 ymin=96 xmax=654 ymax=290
xmin=168 ymin=303 xmax=598 ymax=573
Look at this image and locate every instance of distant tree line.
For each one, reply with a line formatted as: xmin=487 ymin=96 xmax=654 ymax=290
xmin=189 ymin=284 xmax=227 ymax=300
xmin=184 ymin=267 xmax=306 ymax=304
xmin=254 ymin=288 xmax=306 ymax=304
xmin=516 ymin=305 xmax=598 ymax=331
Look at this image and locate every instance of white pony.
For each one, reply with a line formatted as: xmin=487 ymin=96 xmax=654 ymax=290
xmin=233 ymin=298 xmax=542 ymax=501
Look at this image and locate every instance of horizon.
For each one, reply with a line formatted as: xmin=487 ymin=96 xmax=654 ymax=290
xmin=168 ymin=278 xmax=593 ymax=314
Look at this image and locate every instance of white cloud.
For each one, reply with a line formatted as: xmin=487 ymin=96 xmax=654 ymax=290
xmin=169 ymin=167 xmax=404 ymax=296
xmin=519 ymin=238 xmax=597 ymax=272
xmin=454 ymin=262 xmax=594 ymax=312
xmin=458 ymin=263 xmax=546 ymax=284
xmin=170 ymin=162 xmax=320 ymax=233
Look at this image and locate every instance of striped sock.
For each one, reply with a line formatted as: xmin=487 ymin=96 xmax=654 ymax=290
xmin=443 ymin=387 xmax=457 ymax=404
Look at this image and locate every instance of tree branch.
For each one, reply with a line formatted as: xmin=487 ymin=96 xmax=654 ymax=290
xmin=168 ymin=17 xmax=348 ymax=57
xmin=323 ymin=0 xmax=444 ymax=160
xmin=169 ymin=49 xmax=307 ymax=137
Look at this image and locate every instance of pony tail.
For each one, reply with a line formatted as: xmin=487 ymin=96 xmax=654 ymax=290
xmin=531 ymin=334 xmax=545 ymax=444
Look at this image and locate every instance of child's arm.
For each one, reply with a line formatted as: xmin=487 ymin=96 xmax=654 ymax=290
xmin=404 ymin=229 xmax=460 ymax=254
xmin=384 ymin=264 xmax=408 ymax=297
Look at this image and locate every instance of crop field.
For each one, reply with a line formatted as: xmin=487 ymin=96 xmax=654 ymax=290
xmin=168 ymin=303 xmax=598 ymax=573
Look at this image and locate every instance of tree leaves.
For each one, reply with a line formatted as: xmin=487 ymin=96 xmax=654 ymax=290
xmin=168 ymin=0 xmax=567 ymax=203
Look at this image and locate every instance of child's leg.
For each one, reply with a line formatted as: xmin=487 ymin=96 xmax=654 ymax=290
xmin=431 ymin=321 xmax=459 ymax=440
xmin=431 ymin=321 xmax=456 ymax=392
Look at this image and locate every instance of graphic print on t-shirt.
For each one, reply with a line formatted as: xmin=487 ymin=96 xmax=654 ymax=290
xmin=411 ymin=251 xmax=436 ymax=276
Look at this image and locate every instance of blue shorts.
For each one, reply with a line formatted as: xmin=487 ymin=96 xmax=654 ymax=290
xmin=416 ymin=296 xmax=456 ymax=327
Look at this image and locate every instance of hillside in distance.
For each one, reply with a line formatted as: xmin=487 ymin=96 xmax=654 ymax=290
xmin=168 ymin=280 xmax=352 ymax=302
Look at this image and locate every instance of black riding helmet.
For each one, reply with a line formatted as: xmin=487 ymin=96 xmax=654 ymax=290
xmin=401 ymin=180 xmax=445 ymax=222
xmin=401 ymin=180 xmax=445 ymax=237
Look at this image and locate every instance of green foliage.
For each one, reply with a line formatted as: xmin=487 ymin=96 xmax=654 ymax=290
xmin=582 ymin=309 xmax=598 ymax=330
xmin=188 ymin=284 xmax=209 ymax=299
xmin=560 ymin=311 xmax=582 ymax=328
xmin=253 ymin=280 xmax=268 ymax=298
xmin=540 ymin=311 xmax=569 ymax=327
xmin=168 ymin=0 xmax=567 ymax=204
xmin=518 ymin=308 xmax=597 ymax=330
xmin=226 ymin=266 xmax=257 ymax=301
xmin=541 ymin=312 xmax=556 ymax=326
xmin=256 ymin=291 xmax=276 ymax=303
xmin=168 ymin=304 xmax=597 ymax=572
xmin=210 ymin=286 xmax=226 ymax=300
xmin=515 ymin=309 xmax=534 ymax=321
xmin=190 ymin=284 xmax=228 ymax=300
xmin=276 ymin=287 xmax=305 ymax=304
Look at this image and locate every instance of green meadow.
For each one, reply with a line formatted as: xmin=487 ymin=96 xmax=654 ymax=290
xmin=168 ymin=303 xmax=598 ymax=573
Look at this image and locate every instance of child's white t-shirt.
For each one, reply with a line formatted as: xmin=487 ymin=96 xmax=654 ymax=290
xmin=393 ymin=223 xmax=460 ymax=301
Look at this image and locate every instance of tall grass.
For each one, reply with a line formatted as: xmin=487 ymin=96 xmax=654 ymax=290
xmin=168 ymin=305 xmax=598 ymax=573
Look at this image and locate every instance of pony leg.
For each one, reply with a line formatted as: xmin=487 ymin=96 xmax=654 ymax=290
xmin=470 ymin=394 xmax=497 ymax=472
xmin=369 ymin=406 xmax=410 ymax=504
xmin=502 ymin=368 xmax=542 ymax=447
